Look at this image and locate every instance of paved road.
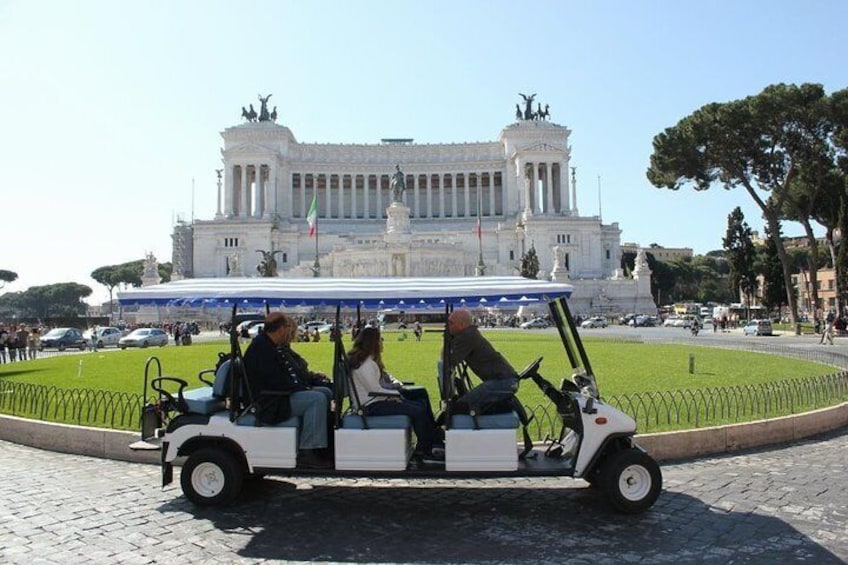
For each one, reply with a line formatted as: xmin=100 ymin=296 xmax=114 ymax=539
xmin=1 ymin=429 xmax=846 ymax=564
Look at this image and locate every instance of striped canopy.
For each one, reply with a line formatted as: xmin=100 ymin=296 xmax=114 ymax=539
xmin=117 ymin=276 xmax=573 ymax=309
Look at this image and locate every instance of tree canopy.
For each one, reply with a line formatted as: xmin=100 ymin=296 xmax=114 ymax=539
xmin=0 ymin=270 xmax=18 ymax=287
xmin=647 ymin=83 xmax=845 ymax=328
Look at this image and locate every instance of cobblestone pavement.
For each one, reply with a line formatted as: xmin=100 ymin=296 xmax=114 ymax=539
xmin=1 ymin=429 xmax=847 ymax=564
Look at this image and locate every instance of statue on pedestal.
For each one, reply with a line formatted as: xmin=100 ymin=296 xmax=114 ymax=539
xmin=256 ymin=247 xmax=282 ymax=277
xmin=258 ymin=93 xmax=272 ymax=122
xmin=519 ymin=92 xmax=536 ymax=120
xmin=390 ymin=164 xmax=406 ymax=203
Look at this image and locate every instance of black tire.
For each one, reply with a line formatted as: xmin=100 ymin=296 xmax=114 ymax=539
xmin=599 ymin=448 xmax=662 ymax=514
xmin=58 ymin=344 xmax=66 ymax=352
xmin=120 ymin=345 xmax=126 ymax=350
xmin=141 ymin=340 xmax=149 ymax=348
xmin=180 ymin=448 xmax=244 ymax=506
xmin=97 ymin=340 xmax=104 ymax=348
xmin=79 ymin=343 xmax=87 ymax=351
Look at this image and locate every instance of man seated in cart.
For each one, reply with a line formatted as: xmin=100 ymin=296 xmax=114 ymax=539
xmin=447 ymin=309 xmax=519 ymax=410
xmin=242 ymin=312 xmax=333 ymax=468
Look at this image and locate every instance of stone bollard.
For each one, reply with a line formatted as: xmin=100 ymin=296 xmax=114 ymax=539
xmin=688 ymin=353 xmax=695 ymax=374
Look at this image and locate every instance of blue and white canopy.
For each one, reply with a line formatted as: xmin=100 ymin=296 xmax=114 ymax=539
xmin=117 ymin=276 xmax=572 ymax=309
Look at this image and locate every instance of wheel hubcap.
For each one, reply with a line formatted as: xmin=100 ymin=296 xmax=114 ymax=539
xmin=191 ymin=462 xmax=225 ymax=498
xmin=619 ymin=464 xmax=652 ymax=501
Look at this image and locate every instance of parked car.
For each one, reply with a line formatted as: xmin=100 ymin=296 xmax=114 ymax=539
xmin=85 ymin=327 xmax=124 ymax=348
xmin=247 ymin=323 xmax=265 ymax=338
xmin=662 ymin=316 xmax=680 ymax=327
xmin=743 ymin=319 xmax=773 ymax=336
xmin=629 ymin=315 xmax=658 ymax=327
xmin=235 ymin=319 xmax=264 ymax=337
xmin=39 ymin=327 xmax=87 ymax=351
xmin=580 ymin=316 xmax=608 ymax=329
xmin=519 ymin=318 xmax=550 ymax=329
xmin=119 ymin=328 xmax=169 ymax=349
xmin=300 ymin=321 xmax=332 ymax=334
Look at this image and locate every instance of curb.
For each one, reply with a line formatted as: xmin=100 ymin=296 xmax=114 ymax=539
xmin=2 ymin=401 xmax=847 ymax=465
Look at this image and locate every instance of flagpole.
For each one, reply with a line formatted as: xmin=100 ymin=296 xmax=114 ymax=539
xmin=475 ymin=188 xmax=486 ymax=276
xmin=312 ymin=217 xmax=320 ymax=278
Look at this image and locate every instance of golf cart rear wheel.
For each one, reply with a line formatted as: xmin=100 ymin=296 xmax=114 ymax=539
xmin=180 ymin=447 xmax=244 ymax=506
xmin=599 ymin=448 xmax=662 ymax=514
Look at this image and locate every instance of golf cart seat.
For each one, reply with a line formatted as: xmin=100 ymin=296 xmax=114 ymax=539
xmin=182 ymin=358 xmax=235 ymax=415
xmin=439 ymin=360 xmax=534 ymax=472
xmin=334 ymin=343 xmax=412 ymax=470
xmin=450 ymin=412 xmax=520 ymax=429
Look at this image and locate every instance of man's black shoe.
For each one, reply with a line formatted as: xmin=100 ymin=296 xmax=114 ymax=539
xmin=298 ymin=449 xmax=332 ymax=469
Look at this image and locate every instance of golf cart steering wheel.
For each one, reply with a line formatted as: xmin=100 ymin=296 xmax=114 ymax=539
xmin=150 ymin=376 xmax=190 ymax=413
xmin=518 ymin=356 xmax=543 ymax=380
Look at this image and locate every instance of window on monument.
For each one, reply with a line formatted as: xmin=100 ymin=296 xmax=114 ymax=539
xmin=282 ymin=253 xmax=287 ymax=263
xmin=509 ymin=250 xmax=514 ymax=261
xmin=606 ymin=249 xmax=611 ymax=260
xmin=565 ymin=253 xmax=570 ymax=270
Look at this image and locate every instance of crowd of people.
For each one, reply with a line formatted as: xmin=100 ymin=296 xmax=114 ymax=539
xmin=0 ymin=323 xmax=41 ymax=363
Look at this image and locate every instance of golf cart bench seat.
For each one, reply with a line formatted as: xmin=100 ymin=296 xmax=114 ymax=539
xmin=183 ymin=359 xmax=235 ymax=415
xmin=341 ymin=414 xmax=411 ymax=429
xmin=334 ymin=348 xmax=414 ymax=471
xmin=235 ymin=412 xmax=300 ymax=428
xmin=450 ymin=411 xmax=520 ymax=429
xmin=183 ymin=388 xmax=223 ymax=415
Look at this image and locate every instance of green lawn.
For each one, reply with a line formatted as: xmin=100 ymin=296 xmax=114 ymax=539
xmin=0 ymin=331 xmax=836 ymax=419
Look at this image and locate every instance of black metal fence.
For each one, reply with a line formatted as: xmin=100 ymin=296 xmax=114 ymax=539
xmin=526 ymin=371 xmax=848 ymax=438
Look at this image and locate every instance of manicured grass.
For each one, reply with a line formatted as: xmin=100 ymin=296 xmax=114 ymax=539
xmin=1 ymin=331 xmax=834 ymax=414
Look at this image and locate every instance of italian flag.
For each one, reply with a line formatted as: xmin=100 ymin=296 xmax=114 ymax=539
xmin=307 ymin=194 xmax=318 ymax=237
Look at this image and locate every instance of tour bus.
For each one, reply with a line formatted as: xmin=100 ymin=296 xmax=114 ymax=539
xmin=120 ymin=276 xmax=662 ymax=514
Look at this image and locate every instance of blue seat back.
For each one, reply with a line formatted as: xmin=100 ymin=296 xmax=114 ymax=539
xmin=212 ymin=359 xmax=232 ymax=397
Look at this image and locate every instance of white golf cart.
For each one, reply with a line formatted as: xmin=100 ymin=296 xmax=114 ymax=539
xmin=122 ymin=277 xmax=662 ymax=513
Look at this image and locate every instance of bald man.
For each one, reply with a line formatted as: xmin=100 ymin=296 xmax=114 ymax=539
xmin=447 ymin=309 xmax=518 ymax=409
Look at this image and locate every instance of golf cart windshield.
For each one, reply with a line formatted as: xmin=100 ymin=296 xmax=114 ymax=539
xmin=547 ymin=296 xmax=600 ymax=399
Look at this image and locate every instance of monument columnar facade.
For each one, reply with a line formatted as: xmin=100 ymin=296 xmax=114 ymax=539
xmin=170 ymin=96 xmax=656 ymax=315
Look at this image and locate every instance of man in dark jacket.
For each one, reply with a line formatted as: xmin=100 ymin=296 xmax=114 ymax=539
xmin=447 ymin=309 xmax=518 ymax=410
xmin=242 ymin=312 xmax=331 ymax=466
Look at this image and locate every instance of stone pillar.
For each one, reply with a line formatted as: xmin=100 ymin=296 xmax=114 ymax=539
xmin=254 ymin=164 xmax=264 ymax=218
xmin=240 ymin=164 xmax=248 ymax=217
xmin=216 ymin=173 xmax=224 ymax=219
xmin=522 ymin=162 xmax=531 ymax=213
xmin=364 ymin=174 xmax=371 ymax=219
xmin=413 ymin=174 xmax=420 ymax=218
xmin=531 ymin=163 xmax=539 ymax=214
xmin=426 ymin=174 xmax=432 ymax=218
xmin=463 ymin=173 xmax=471 ymax=217
xmin=299 ymin=173 xmax=306 ymax=218
xmin=376 ymin=174 xmax=382 ymax=217
xmin=439 ymin=174 xmax=446 ymax=218
xmin=488 ymin=171 xmax=496 ymax=217
xmin=545 ymin=162 xmax=554 ymax=215
xmin=450 ymin=173 xmax=458 ymax=218
xmin=224 ymin=166 xmax=234 ymax=217
xmin=559 ymin=162 xmax=569 ymax=214
xmin=338 ymin=174 xmax=345 ymax=219
xmin=350 ymin=174 xmax=357 ymax=219
xmin=571 ymin=167 xmax=578 ymax=216
xmin=323 ymin=174 xmax=330 ymax=220
xmin=264 ymin=165 xmax=276 ymax=219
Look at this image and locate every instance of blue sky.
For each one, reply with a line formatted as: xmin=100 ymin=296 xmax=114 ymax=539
xmin=0 ymin=0 xmax=845 ymax=304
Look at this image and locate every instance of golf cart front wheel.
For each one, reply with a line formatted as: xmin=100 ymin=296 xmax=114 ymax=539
xmin=180 ymin=448 xmax=244 ymax=506
xmin=599 ymin=448 xmax=662 ymax=514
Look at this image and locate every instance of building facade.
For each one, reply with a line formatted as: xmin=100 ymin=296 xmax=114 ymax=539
xmin=171 ymin=108 xmax=656 ymax=315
